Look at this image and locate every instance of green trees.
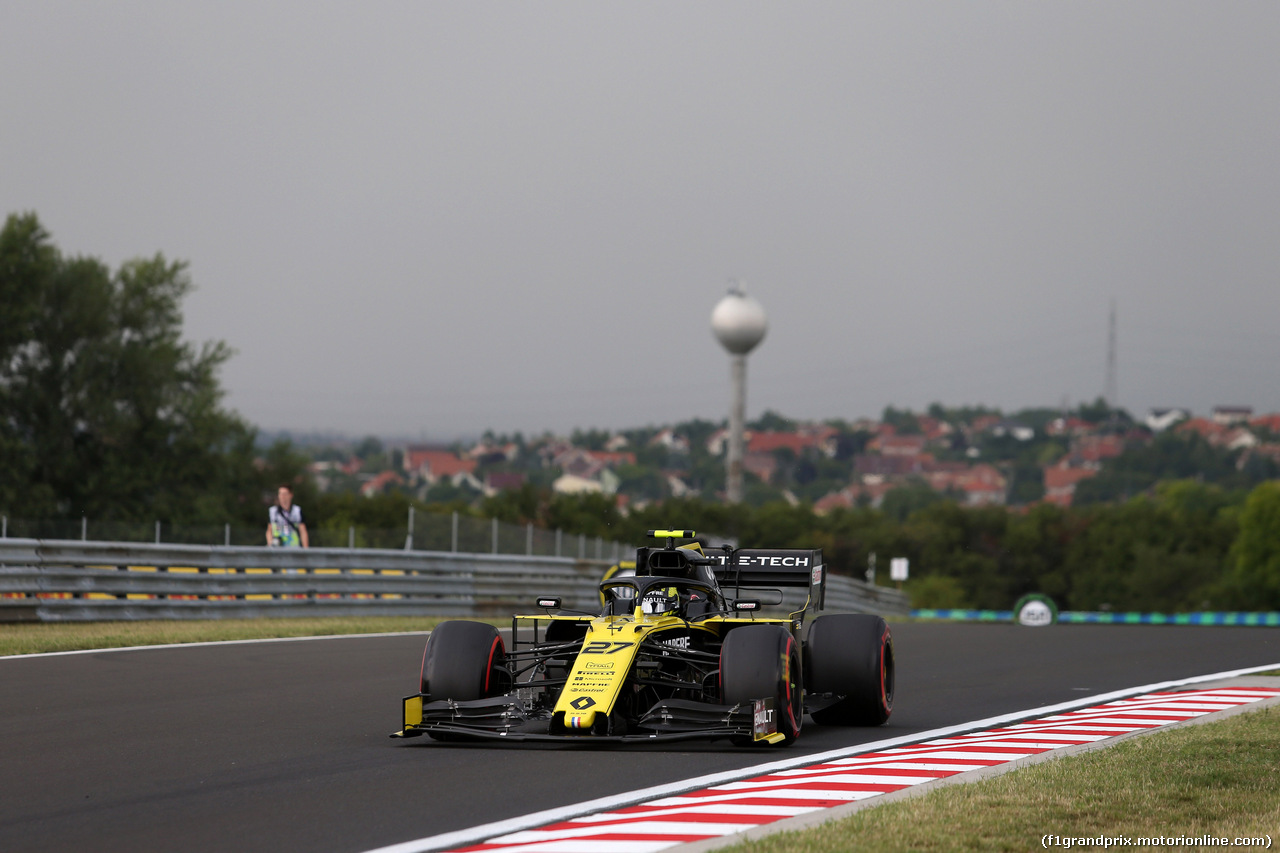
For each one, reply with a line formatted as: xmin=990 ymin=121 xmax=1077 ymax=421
xmin=747 ymin=410 xmax=796 ymax=432
xmin=0 ymin=213 xmax=272 ymax=523
xmin=1229 ymin=482 xmax=1280 ymax=609
xmin=1073 ymin=433 xmax=1275 ymax=505
xmin=486 ymin=474 xmax=1278 ymax=615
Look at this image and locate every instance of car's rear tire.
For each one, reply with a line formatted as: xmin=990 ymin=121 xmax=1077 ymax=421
xmin=720 ymin=625 xmax=802 ymax=745
xmin=420 ymin=620 xmax=506 ymax=701
xmin=805 ymin=614 xmax=894 ymax=726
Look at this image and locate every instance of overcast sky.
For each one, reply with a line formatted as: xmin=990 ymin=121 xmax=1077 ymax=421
xmin=4 ymin=2 xmax=1277 ymax=440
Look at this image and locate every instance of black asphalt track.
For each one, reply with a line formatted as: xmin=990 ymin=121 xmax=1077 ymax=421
xmin=1 ymin=622 xmax=1277 ymax=853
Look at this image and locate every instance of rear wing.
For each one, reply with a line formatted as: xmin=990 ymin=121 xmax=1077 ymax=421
xmin=709 ymin=548 xmax=826 ymax=611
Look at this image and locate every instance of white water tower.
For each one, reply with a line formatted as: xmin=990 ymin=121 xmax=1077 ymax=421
xmin=711 ymin=283 xmax=767 ymax=503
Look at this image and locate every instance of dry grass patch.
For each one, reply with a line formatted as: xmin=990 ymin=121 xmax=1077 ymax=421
xmin=0 ymin=616 xmax=457 ymax=656
xmin=720 ymin=706 xmax=1280 ymax=853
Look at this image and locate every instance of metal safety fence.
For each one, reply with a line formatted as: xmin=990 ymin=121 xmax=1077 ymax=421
xmin=0 ymin=512 xmax=635 ymax=561
xmin=0 ymin=539 xmax=609 ymax=622
xmin=0 ymin=539 xmax=908 ymax=623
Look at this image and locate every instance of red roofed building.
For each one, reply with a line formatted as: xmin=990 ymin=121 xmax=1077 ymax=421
xmin=748 ymin=432 xmax=809 ymax=455
xmin=738 ymin=427 xmax=840 ymax=459
xmin=742 ymin=452 xmax=780 ymax=483
xmin=404 ymin=446 xmax=478 ymax=484
xmin=649 ymin=429 xmax=690 ymax=453
xmin=969 ymin=415 xmax=1003 ymax=434
xmin=360 ymin=470 xmax=405 ymax=498
xmin=856 ymin=480 xmax=896 ymax=509
xmin=854 ymin=453 xmax=932 ymax=478
xmin=813 ymin=490 xmax=854 ymax=515
xmin=1045 ymin=417 xmax=1095 ymax=437
xmin=586 ymin=450 xmax=636 ymax=467
xmin=552 ymin=448 xmax=636 ymax=478
xmin=467 ymin=441 xmax=520 ymax=464
xmin=1245 ymin=444 xmax=1280 ymax=466
xmin=916 ymin=416 xmax=954 ymax=442
xmin=874 ymin=435 xmax=928 ymax=457
xmin=927 ymin=464 xmax=1008 ymax=506
xmin=484 ymin=472 xmax=527 ymax=493
xmin=1074 ymin=434 xmax=1126 ymax=465
xmin=1175 ymin=418 xmax=1229 ymax=445
xmin=1250 ymin=413 xmax=1280 ymax=434
xmin=1223 ymin=428 xmax=1260 ymax=451
xmin=1043 ymin=464 xmax=1097 ymax=507
xmin=1212 ymin=406 xmax=1253 ymax=425
xmin=747 ymin=431 xmax=814 ymax=455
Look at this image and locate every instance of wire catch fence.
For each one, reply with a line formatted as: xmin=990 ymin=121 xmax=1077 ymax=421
xmin=0 ymin=512 xmax=634 ymax=563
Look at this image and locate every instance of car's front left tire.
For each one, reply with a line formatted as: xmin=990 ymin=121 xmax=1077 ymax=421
xmin=420 ymin=620 xmax=507 ymax=701
xmin=720 ymin=625 xmax=803 ymax=745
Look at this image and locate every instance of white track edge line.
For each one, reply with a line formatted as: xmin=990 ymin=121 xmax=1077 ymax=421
xmin=360 ymin=661 xmax=1280 ymax=853
xmin=1 ymin=630 xmax=434 ymax=660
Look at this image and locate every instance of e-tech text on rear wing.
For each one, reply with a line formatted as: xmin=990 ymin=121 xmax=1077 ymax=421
xmin=709 ymin=548 xmax=825 ymax=613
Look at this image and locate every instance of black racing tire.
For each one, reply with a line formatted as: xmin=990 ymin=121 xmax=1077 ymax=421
xmin=419 ymin=620 xmax=507 ymax=701
xmin=805 ymin=614 xmax=894 ymax=726
xmin=719 ymin=625 xmax=803 ymax=745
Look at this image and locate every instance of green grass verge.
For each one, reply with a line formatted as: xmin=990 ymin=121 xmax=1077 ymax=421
xmin=0 ymin=616 xmax=459 ymax=656
xmin=718 ymin=705 xmax=1280 ymax=853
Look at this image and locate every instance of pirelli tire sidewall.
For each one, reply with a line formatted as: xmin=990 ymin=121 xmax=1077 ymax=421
xmin=720 ymin=624 xmax=803 ymax=745
xmin=805 ymin=613 xmax=894 ymax=726
xmin=420 ymin=620 xmax=507 ymax=701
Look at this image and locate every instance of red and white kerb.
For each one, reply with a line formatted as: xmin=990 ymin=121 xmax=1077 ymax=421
xmin=448 ymin=687 xmax=1279 ymax=853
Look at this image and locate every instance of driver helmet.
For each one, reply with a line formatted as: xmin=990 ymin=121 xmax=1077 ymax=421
xmin=640 ymin=588 xmax=679 ymax=616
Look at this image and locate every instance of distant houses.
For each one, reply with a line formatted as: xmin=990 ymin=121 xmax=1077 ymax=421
xmin=303 ymin=402 xmax=1280 ymax=513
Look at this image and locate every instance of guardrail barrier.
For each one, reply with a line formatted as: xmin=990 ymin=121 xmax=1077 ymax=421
xmin=0 ymin=539 xmax=908 ymax=622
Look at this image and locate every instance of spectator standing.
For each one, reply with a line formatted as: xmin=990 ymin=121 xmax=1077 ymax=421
xmin=267 ymin=485 xmax=309 ymax=548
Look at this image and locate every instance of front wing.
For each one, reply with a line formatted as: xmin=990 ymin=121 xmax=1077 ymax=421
xmin=393 ymin=694 xmax=785 ymax=744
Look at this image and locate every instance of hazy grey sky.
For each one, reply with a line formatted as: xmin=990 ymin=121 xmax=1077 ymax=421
xmin=4 ymin=2 xmax=1277 ymax=439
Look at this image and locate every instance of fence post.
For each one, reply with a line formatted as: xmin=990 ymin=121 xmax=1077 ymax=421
xmin=348 ymin=526 xmax=355 ymax=549
xmin=492 ymin=518 xmax=499 ymax=554
xmin=2 ymin=516 xmax=6 ymax=538
xmin=556 ymin=528 xmax=562 ymax=557
xmin=578 ymin=533 xmax=585 ymax=559
xmin=154 ymin=521 xmax=160 ymax=544
xmin=82 ymin=517 xmax=88 ymax=541
xmin=405 ymin=505 xmax=415 ymax=551
xmin=526 ymin=523 xmax=533 ymax=556
xmin=451 ymin=512 xmax=458 ymax=553
xmin=224 ymin=523 xmax=230 ymax=546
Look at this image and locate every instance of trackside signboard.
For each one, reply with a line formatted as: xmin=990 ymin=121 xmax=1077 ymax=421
xmin=1014 ymin=593 xmax=1059 ymax=627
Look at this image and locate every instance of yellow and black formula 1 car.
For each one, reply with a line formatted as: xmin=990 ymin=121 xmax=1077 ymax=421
xmin=393 ymin=530 xmax=894 ymax=745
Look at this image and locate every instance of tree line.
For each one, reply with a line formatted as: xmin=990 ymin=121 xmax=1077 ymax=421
xmin=4 ymin=211 xmax=1278 ymax=613
xmin=0 ymin=213 xmax=307 ymax=524
xmin=322 ymin=479 xmax=1280 ymax=613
